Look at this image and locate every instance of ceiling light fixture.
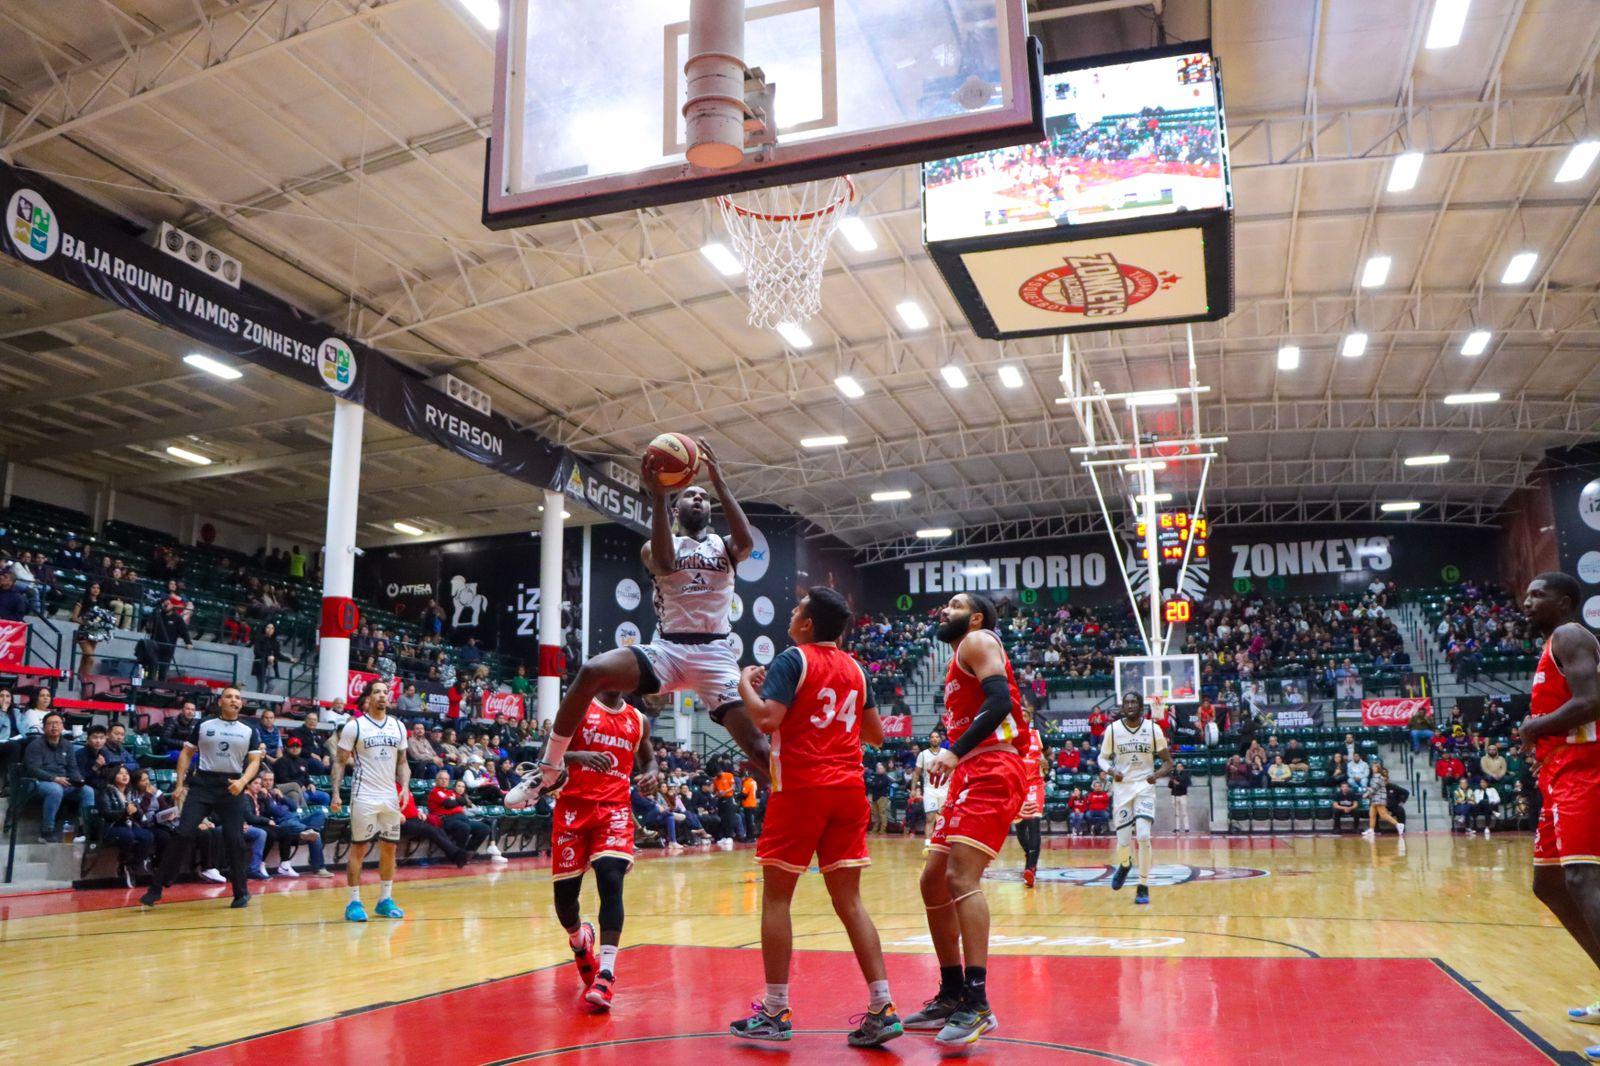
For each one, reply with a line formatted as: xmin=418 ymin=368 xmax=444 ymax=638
xmin=183 ymin=353 xmax=243 ymax=380
xmin=1380 ymin=501 xmax=1422 ymax=512
xmin=837 ymin=216 xmax=877 ymax=252
xmin=164 ymin=445 xmax=212 ymax=466
xmin=1555 ymin=141 xmax=1600 ymax=183
xmin=393 ymin=521 xmax=425 ymax=536
xmin=800 ymin=435 xmax=848 ymax=448
xmin=916 ymin=527 xmax=953 ymax=539
xmin=834 ymin=375 xmax=865 ymax=399
xmin=1460 ymin=330 xmax=1491 ymax=356
xmin=1404 ymin=454 xmax=1451 ymax=466
xmin=1340 ymin=332 xmax=1368 ymax=359
xmin=1387 ymin=151 xmax=1424 ymax=192
xmin=871 ymin=489 xmax=912 ymax=502
xmin=997 ymin=365 xmax=1025 ymax=389
xmin=940 ymin=365 xmax=969 ymax=389
xmin=1442 ymin=391 xmax=1499 ymax=405
xmin=1424 ymin=0 xmax=1470 ymax=49
xmin=896 ymin=300 xmax=929 ymax=329
xmin=1276 ymin=345 xmax=1301 ymax=370
xmin=1500 ymin=252 xmax=1537 ymax=285
xmin=775 ymin=322 xmax=813 ymax=349
xmin=1361 ymin=255 xmax=1392 ymax=288
xmin=454 ymin=0 xmax=500 ymax=32
xmin=699 ymin=241 xmax=743 ymax=276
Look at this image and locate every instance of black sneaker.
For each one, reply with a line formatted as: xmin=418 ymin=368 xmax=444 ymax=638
xmin=138 ymin=887 xmax=161 ymax=908
xmin=729 ymin=1001 xmax=792 ymax=1041
xmin=1110 ymin=859 xmax=1132 ymax=891
xmin=1135 ymin=884 xmax=1150 ymax=905
xmin=847 ymin=1003 xmax=904 ymax=1047
xmin=902 ymin=991 xmax=962 ymax=1031
xmin=231 ymin=892 xmax=251 ymax=909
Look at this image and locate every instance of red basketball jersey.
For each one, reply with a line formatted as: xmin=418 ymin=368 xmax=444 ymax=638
xmin=1531 ymin=632 xmax=1600 ymax=766
xmin=561 ymin=698 xmax=643 ymax=805
xmin=942 ymin=633 xmax=1025 ymax=754
xmin=771 ymin=643 xmax=871 ymax=793
xmin=1023 ymin=725 xmax=1043 ymax=774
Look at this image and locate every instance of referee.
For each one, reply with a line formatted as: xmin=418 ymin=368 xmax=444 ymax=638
xmin=140 ymin=686 xmax=265 ymax=909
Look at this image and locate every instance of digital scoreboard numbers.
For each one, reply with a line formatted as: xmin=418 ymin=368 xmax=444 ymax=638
xmin=1136 ymin=512 xmax=1209 ymax=563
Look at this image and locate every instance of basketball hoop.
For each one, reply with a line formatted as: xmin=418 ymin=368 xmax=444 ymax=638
xmin=718 ymin=175 xmax=854 ymax=329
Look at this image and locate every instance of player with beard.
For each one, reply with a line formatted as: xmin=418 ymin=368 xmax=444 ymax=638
xmin=1515 ymin=572 xmax=1600 ymax=1060
xmin=903 ymin=592 xmax=1027 ymax=1049
xmin=538 ymin=440 xmax=768 ymax=800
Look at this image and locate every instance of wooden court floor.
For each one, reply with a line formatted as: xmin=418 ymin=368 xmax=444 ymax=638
xmin=0 ymin=831 xmax=1590 ymax=1064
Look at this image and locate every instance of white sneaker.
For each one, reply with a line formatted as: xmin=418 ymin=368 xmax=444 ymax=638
xmin=198 ymin=868 xmax=226 ymax=883
xmin=1567 ymin=1000 xmax=1600 ymax=1024
xmin=717 ymin=837 xmax=733 ymax=846
xmin=1483 ymin=828 xmax=1491 ymax=838
xmin=1397 ymin=823 xmax=1406 ymax=835
xmin=276 ymin=863 xmax=299 ymax=878
xmin=1361 ymin=829 xmax=1375 ymax=838
xmin=485 ymin=842 xmax=508 ymax=863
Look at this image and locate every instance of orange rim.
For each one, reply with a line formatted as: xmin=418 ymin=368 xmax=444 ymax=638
xmin=718 ymin=175 xmax=855 ymax=223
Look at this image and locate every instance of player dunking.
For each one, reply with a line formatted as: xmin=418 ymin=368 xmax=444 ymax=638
xmin=544 ymin=689 xmax=657 ymax=1013
xmin=1515 ymin=572 xmax=1600 ymax=1061
xmin=540 ymin=440 xmax=768 ymax=797
xmin=1101 ymin=692 xmax=1173 ymax=905
xmin=330 ymin=681 xmax=408 ymax=922
xmin=904 ymin=592 xmax=1027 ymax=1049
xmin=727 ymin=587 xmax=902 ymax=1048
xmin=1014 ymin=706 xmax=1046 ymax=888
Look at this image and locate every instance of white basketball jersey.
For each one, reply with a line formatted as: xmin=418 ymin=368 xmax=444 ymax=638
xmin=338 ymin=714 xmax=406 ymax=805
xmin=1105 ymin=718 xmax=1166 ymax=787
xmin=652 ymin=532 xmax=735 ymax=635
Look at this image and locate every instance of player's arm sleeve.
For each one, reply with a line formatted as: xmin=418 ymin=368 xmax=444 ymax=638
xmin=758 ymin=647 xmax=804 ymax=708
xmin=1097 ymin=729 xmax=1115 ymax=772
xmin=948 ymin=674 xmax=1017 ymax=759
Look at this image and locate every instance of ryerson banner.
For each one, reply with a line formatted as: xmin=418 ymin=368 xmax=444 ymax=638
xmin=1 ymin=162 xmax=651 ymax=533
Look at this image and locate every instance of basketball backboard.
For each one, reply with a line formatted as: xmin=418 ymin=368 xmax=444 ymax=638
xmin=1115 ymin=654 xmax=1200 ymax=706
xmin=484 ymin=0 xmax=1041 ymax=228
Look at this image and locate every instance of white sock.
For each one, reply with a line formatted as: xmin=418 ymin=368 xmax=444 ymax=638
xmin=765 ymin=983 xmax=790 ymax=1011
xmin=379 ymin=880 xmax=393 ymax=901
xmin=568 ymin=925 xmax=588 ymax=949
xmin=868 ymin=980 xmax=892 ymax=1009
xmin=348 ymin=886 xmax=361 ymax=904
xmin=1138 ymin=838 xmax=1153 ymax=885
xmin=599 ymin=944 xmax=618 ymax=975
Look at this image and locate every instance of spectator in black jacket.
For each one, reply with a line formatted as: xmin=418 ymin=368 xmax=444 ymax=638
xmin=102 ymin=722 xmax=140 ymax=773
xmin=0 ymin=569 xmax=31 ymax=622
xmin=98 ymin=764 xmax=154 ymax=886
xmin=146 ymin=599 xmax=194 ymax=681
xmin=75 ymin=725 xmax=112 ymax=784
xmin=252 ymin=623 xmax=295 ymax=691
xmin=865 ymin=761 xmax=893 ymax=833
xmin=23 ymin=712 xmax=94 ymax=841
xmin=272 ymin=738 xmax=331 ymax=806
xmin=691 ymin=780 xmax=724 ymax=841
xmin=160 ymin=700 xmax=201 ymax=754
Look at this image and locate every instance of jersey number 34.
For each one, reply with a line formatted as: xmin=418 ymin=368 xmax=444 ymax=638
xmin=810 ymin=687 xmax=858 ymax=731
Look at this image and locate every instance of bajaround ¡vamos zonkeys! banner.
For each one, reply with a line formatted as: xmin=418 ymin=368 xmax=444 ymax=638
xmin=0 ymin=162 xmax=652 ymax=533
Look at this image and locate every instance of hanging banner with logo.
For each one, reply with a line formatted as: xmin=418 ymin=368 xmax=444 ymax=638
xmin=0 ymin=619 xmax=27 ymax=664
xmin=0 ymin=162 xmax=645 ymax=524
xmin=482 ymin=691 xmax=526 ymax=721
xmin=880 ymin=714 xmax=914 ymax=740
xmin=1362 ymin=696 xmax=1431 ymax=727
xmin=561 ymin=457 xmax=652 ymax=533
xmin=347 ymin=670 xmax=382 ymax=703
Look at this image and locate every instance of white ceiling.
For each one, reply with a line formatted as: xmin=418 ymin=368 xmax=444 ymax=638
xmin=0 ymin=0 xmax=1596 ymax=551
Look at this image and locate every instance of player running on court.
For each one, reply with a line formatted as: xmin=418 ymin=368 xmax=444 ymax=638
xmin=539 ymin=440 xmax=768 ymax=798
xmin=904 ymin=592 xmax=1028 ymax=1049
xmin=914 ymin=730 xmax=948 ymax=846
xmin=727 ymin=587 xmax=902 ymax=1048
xmin=331 ymin=680 xmax=409 ymax=922
xmin=1515 ymin=572 xmax=1600 ymax=1062
xmin=1101 ymin=692 xmax=1173 ymax=906
xmin=538 ymin=689 xmax=657 ymax=1013
xmin=1014 ymin=706 xmax=1047 ymax=888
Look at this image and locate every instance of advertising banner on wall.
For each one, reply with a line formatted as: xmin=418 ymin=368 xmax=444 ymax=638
xmin=858 ymin=523 xmax=1496 ymax=614
xmin=482 ymin=691 xmax=526 ymax=721
xmin=0 ymin=162 xmax=651 ymax=533
xmin=880 ymin=714 xmax=915 ymax=740
xmin=1362 ymin=697 xmax=1431 ymax=727
xmin=1544 ymin=445 xmax=1600 ymax=630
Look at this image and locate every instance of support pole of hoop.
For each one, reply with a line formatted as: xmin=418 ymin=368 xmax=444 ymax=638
xmin=684 ymin=0 xmax=747 ymax=169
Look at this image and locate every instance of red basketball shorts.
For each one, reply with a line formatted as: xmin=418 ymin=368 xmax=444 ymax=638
xmin=551 ymin=798 xmax=635 ymax=880
xmin=930 ymin=748 xmax=1027 ymax=858
xmin=756 ymin=785 xmax=871 ymax=875
xmin=1535 ymin=750 xmax=1600 ymax=867
xmin=1017 ymin=780 xmax=1044 ymax=821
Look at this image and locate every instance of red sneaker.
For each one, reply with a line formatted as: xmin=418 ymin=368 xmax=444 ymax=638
xmin=1022 ymin=868 xmax=1036 ymax=888
xmin=585 ymin=971 xmax=614 ymax=1012
xmin=571 ymin=922 xmax=597 ymax=988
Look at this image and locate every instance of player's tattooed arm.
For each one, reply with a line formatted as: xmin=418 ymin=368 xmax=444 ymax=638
xmin=641 ymin=470 xmax=675 ymax=577
xmin=738 ymin=664 xmax=787 ymax=732
xmin=328 ymin=740 xmax=348 ymax=814
xmin=1520 ymin=623 xmax=1600 ymax=744
xmin=698 ymin=438 xmax=754 ymax=563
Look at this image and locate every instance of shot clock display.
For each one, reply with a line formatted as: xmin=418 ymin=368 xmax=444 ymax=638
xmin=1135 ymin=511 xmax=1209 ymax=563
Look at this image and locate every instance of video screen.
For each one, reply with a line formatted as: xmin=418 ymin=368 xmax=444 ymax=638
xmin=923 ymin=50 xmax=1228 ymax=243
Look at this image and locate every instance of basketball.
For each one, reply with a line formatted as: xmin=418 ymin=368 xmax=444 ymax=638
xmin=643 ymin=432 xmax=700 ymax=488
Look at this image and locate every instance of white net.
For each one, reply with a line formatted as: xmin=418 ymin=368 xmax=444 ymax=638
xmin=717 ymin=176 xmax=854 ymax=329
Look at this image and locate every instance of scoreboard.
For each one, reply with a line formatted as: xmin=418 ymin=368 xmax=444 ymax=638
xmin=1135 ymin=511 xmax=1209 ymax=564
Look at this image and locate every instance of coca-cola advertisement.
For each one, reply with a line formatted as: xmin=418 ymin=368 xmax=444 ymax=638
xmin=482 ymin=691 xmax=526 ymax=722
xmin=0 ymin=619 xmax=27 ymax=664
xmin=1362 ymin=697 xmax=1432 ymax=727
xmin=880 ymin=714 xmax=914 ymax=740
